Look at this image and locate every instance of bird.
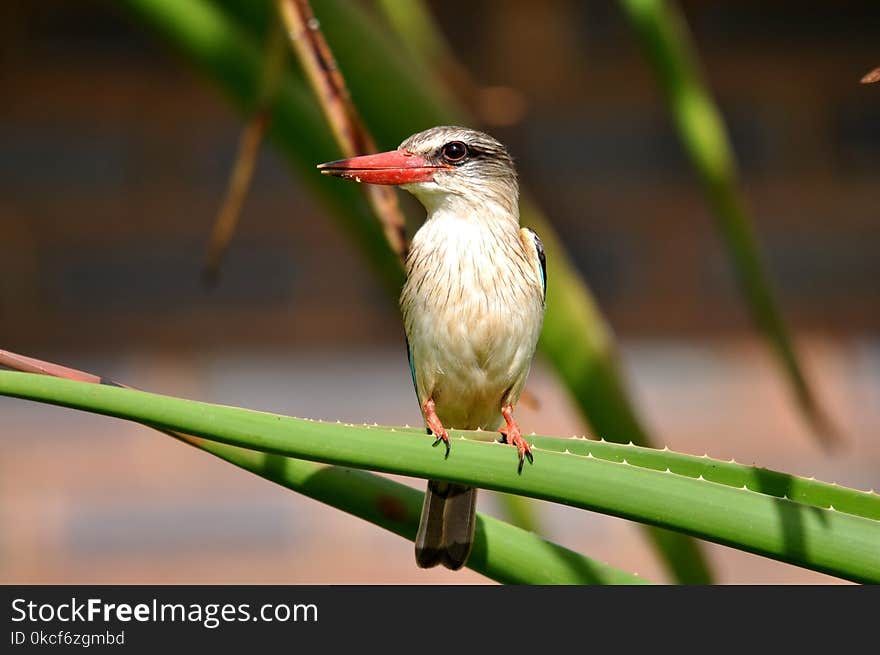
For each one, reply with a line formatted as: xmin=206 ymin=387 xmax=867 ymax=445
xmin=317 ymin=126 xmax=546 ymax=570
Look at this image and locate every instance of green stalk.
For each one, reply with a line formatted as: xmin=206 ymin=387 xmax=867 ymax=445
xmin=391 ymin=426 xmax=880 ymax=522
xmin=373 ymin=0 xmax=451 ymax=65
xmin=619 ymin=0 xmax=834 ymax=445
xmin=2 ymin=372 xmax=877 ymax=583
xmin=187 ymin=438 xmax=647 ymax=584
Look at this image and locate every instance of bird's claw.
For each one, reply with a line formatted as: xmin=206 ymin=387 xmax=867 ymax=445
xmin=516 ymin=444 xmax=534 ymax=474
xmin=431 ymin=432 xmax=451 ymax=459
xmin=499 ymin=426 xmax=534 ymax=475
xmin=424 ymin=399 xmax=450 ymax=459
xmin=521 ymin=447 xmax=535 ymax=472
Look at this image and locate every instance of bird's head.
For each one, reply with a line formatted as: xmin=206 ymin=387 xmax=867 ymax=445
xmin=318 ymin=126 xmax=518 ymax=217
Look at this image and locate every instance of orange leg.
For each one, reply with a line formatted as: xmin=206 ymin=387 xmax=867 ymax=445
xmin=423 ymin=398 xmax=450 ymax=458
xmin=499 ymin=404 xmax=534 ymax=474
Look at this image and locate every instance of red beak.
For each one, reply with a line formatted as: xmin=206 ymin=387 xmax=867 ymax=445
xmin=317 ymin=149 xmax=448 ymax=185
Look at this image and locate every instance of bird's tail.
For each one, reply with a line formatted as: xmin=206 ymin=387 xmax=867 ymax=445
xmin=414 ymin=480 xmax=477 ymax=570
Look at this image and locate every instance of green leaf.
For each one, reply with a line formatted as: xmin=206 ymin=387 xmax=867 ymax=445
xmin=2 ymin=372 xmax=877 ymax=583
xmin=188 ymin=437 xmax=646 ymax=584
xmin=619 ymin=0 xmax=835 ymax=445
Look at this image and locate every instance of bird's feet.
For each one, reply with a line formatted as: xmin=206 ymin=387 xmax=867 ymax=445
xmin=423 ymin=398 xmax=450 ymax=459
xmin=499 ymin=404 xmax=534 ymax=474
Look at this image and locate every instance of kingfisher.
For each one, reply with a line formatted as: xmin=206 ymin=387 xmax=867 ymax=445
xmin=318 ymin=126 xmax=546 ymax=570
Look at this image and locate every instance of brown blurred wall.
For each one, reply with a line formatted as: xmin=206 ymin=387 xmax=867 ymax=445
xmin=1 ymin=0 xmax=878 ymax=353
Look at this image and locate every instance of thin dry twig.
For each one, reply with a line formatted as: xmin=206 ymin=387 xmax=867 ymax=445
xmin=0 ymin=349 xmax=105 ymax=384
xmin=202 ymin=23 xmax=286 ymax=287
xmin=0 ymin=349 xmax=203 ymax=448
xmin=276 ymin=0 xmax=408 ymax=262
xmin=202 ymin=112 xmax=272 ymax=286
xmin=861 ymin=67 xmax=880 ymax=84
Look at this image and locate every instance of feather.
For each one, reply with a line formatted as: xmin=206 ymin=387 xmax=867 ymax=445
xmin=522 ymin=227 xmax=547 ymax=300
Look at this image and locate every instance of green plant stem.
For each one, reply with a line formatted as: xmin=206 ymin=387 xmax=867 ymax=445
xmin=2 ymin=372 xmax=877 ymax=583
xmin=392 ymin=426 xmax=880 ymax=522
xmin=182 ymin=436 xmax=648 ymax=584
xmin=619 ymin=0 xmax=834 ymax=445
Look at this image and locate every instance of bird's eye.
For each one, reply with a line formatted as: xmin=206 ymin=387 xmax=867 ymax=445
xmin=441 ymin=141 xmax=468 ymax=164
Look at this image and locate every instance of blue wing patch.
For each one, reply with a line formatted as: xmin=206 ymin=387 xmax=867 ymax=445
xmin=525 ymin=227 xmax=546 ymax=300
xmin=405 ymin=337 xmax=418 ymax=398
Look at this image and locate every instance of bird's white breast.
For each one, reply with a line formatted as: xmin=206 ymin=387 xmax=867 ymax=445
xmin=401 ymin=209 xmax=544 ymax=431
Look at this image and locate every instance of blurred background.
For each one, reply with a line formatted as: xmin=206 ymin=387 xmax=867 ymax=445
xmin=1 ymin=0 xmax=878 ymax=584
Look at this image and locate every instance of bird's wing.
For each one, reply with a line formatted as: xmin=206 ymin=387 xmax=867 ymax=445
xmin=405 ymin=337 xmax=419 ymax=400
xmin=520 ymin=227 xmax=546 ymax=301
